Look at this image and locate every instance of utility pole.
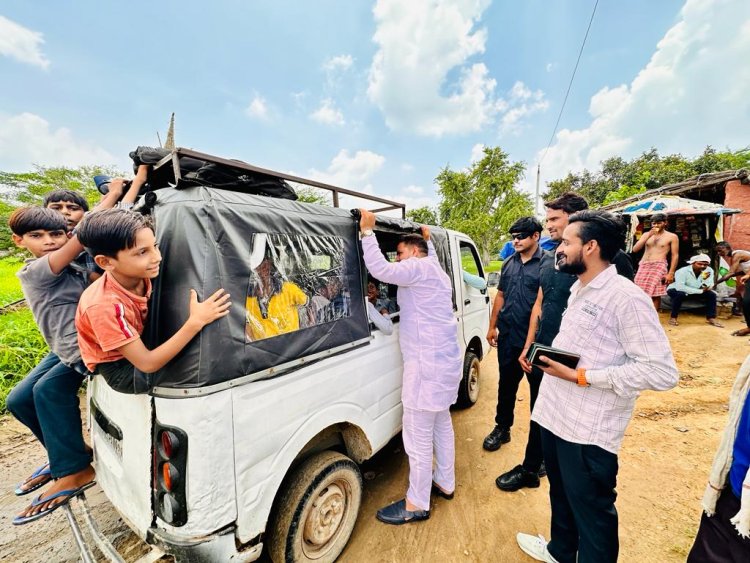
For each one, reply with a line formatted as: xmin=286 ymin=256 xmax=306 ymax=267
xmin=535 ymin=163 xmax=541 ymax=217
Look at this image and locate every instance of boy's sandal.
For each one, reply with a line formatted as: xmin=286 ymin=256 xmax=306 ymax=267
xmin=14 ymin=463 xmax=52 ymax=496
xmin=12 ymin=481 xmax=96 ymax=525
xmin=668 ymin=319 xmax=679 ymax=326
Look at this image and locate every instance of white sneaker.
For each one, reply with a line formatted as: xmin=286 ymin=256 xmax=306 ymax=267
xmin=516 ymin=533 xmax=559 ymax=563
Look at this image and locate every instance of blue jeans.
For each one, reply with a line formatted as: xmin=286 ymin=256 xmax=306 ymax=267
xmin=6 ymin=352 xmax=92 ymax=478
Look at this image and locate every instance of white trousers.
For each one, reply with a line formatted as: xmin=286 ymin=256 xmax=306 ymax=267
xmin=402 ymin=407 xmax=456 ymax=511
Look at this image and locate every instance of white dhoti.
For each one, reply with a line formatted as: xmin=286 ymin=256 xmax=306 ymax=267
xmin=402 ymin=407 xmax=456 ymax=511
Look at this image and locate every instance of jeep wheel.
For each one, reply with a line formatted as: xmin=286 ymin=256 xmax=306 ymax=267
xmin=268 ymin=450 xmax=362 ymax=563
xmin=455 ymin=352 xmax=480 ymax=408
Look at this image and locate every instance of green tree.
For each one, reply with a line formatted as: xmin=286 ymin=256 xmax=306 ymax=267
xmin=294 ymin=186 xmax=330 ymax=205
xmin=437 ymin=147 xmax=532 ymax=264
xmin=544 ymin=146 xmax=750 ymax=207
xmin=406 ymin=206 xmax=438 ymax=225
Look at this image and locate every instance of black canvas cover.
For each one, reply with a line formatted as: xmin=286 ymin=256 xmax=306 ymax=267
xmin=144 ymin=186 xmax=370 ymax=389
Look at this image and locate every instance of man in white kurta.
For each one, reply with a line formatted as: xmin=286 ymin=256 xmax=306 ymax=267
xmin=359 ymin=209 xmax=462 ymax=525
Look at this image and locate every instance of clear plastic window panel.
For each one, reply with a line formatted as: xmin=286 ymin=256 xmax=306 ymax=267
xmin=245 ymin=233 xmax=350 ymax=342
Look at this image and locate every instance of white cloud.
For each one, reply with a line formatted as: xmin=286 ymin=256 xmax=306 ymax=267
xmin=537 ymin=0 xmax=750 ymax=187
xmin=245 ymin=94 xmax=270 ymax=120
xmin=0 ymin=16 xmax=49 ymax=69
xmin=403 ymin=185 xmax=424 ymax=195
xmin=546 ymin=62 xmax=555 ymax=73
xmin=367 ymin=0 xmax=501 ymax=137
xmin=308 ymin=149 xmax=385 ymax=191
xmin=310 ymin=98 xmax=345 ymax=126
xmin=0 ymin=112 xmax=117 ymax=171
xmin=400 ymin=163 xmax=415 ymax=172
xmin=470 ymin=143 xmax=486 ymax=163
xmin=498 ymin=81 xmax=549 ymax=136
xmin=323 ymin=54 xmax=354 ymax=72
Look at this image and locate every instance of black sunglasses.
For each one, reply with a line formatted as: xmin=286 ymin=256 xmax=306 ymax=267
xmin=510 ymin=232 xmax=532 ymax=240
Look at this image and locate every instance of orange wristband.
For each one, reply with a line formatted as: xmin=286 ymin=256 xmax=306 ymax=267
xmin=576 ymin=368 xmax=589 ymax=387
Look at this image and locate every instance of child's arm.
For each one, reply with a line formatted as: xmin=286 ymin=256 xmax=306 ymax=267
xmin=120 ymin=165 xmax=149 ymax=208
xmin=117 ymin=289 xmax=231 ymax=373
xmin=47 ymin=181 xmax=125 ymax=275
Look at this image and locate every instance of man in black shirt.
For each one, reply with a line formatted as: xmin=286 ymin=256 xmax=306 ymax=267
xmin=485 ymin=217 xmax=543 ymax=454
xmin=495 ymin=193 xmax=632 ymax=493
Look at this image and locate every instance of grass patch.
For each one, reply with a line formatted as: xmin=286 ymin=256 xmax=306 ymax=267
xmin=0 ymin=257 xmax=24 ymax=305
xmin=0 ymin=307 xmax=47 ymax=412
xmin=485 ymin=260 xmax=502 ymax=273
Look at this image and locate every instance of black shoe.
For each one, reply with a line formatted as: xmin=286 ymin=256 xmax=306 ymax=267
xmin=431 ymin=482 xmax=454 ymax=500
xmin=376 ymin=499 xmax=430 ymax=525
xmin=483 ymin=425 xmax=511 ymax=451
xmin=495 ymin=465 xmax=541 ymax=492
xmin=537 ymin=462 xmax=547 ymax=478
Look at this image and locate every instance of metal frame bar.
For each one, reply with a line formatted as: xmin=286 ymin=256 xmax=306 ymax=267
xmin=152 ymin=147 xmax=406 ymax=218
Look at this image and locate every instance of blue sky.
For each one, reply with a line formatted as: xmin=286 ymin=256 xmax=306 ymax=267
xmin=1 ymin=0 xmax=748 ymax=213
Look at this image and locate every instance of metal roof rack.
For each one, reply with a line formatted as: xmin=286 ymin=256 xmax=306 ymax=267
xmin=151 ymin=147 xmax=406 ymax=218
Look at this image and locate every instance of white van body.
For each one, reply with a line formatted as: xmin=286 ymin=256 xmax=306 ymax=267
xmin=85 ymin=149 xmax=491 ymax=562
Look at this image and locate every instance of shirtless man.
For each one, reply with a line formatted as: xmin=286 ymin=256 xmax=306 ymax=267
xmin=633 ymin=213 xmax=680 ymax=309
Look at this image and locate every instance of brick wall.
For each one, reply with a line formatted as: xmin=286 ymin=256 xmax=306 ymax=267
xmin=723 ymin=179 xmax=750 ymax=250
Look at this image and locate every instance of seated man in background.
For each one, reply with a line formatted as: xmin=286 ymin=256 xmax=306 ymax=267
xmin=246 ymin=251 xmax=308 ymax=340
xmin=666 ymin=254 xmax=723 ymax=327
xmin=366 ymin=278 xmax=393 ymax=335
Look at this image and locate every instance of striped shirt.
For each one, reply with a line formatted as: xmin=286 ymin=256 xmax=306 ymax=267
xmin=532 ymin=265 xmax=678 ymax=454
xmin=75 ymin=272 xmax=152 ymax=372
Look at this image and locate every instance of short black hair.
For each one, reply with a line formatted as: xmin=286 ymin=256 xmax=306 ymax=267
xmin=568 ymin=210 xmax=626 ymax=262
xmin=544 ymin=192 xmax=589 ymax=215
xmin=43 ymin=189 xmax=90 ymax=212
xmin=509 ymin=216 xmax=543 ymax=234
xmin=77 ymin=208 xmax=153 ymax=258
xmin=8 ymin=206 xmax=67 ymax=236
xmin=716 ymin=241 xmax=732 ymax=249
xmin=399 ymin=234 xmax=428 ymax=256
xmin=651 ymin=213 xmax=667 ymax=222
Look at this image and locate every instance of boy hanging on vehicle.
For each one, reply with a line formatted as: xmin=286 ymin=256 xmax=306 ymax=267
xmin=43 ymin=164 xmax=150 ymax=282
xmin=7 ymin=181 xmax=127 ymax=525
xmin=75 ymin=208 xmax=231 ymax=394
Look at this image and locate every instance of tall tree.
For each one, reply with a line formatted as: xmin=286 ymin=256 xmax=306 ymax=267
xmin=437 ymin=147 xmax=532 ymax=264
xmin=544 ymin=146 xmax=750 ymax=207
xmin=406 ymin=206 xmax=438 ymax=225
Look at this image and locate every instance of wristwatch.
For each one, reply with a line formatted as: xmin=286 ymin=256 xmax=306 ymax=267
xmin=361 ymin=229 xmax=374 ymax=237
xmin=576 ymin=368 xmax=590 ymax=387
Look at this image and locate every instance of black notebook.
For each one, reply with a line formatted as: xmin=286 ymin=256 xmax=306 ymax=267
xmin=526 ymin=343 xmax=581 ymax=370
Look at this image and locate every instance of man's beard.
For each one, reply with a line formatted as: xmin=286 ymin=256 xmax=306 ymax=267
xmin=557 ymin=252 xmax=586 ymax=275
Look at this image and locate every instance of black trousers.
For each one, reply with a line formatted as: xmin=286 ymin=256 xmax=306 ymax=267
xmin=541 ymin=427 xmax=619 ymax=563
xmin=743 ymin=286 xmax=750 ymax=326
xmin=687 ymin=487 xmax=750 ymax=562
xmin=496 ymin=349 xmax=544 ymax=472
xmin=668 ymin=288 xmax=717 ymax=319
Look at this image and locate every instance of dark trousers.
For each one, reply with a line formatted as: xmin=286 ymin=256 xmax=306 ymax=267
xmin=687 ymin=487 xmax=750 ymax=562
xmin=541 ymin=427 xmax=619 ymax=563
xmin=668 ymin=288 xmax=717 ymax=319
xmin=496 ymin=349 xmax=544 ymax=472
xmin=743 ymin=287 xmax=750 ymax=326
xmin=6 ymin=352 xmax=91 ymax=478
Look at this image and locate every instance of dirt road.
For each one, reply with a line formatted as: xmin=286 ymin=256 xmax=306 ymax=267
xmin=1 ymin=311 xmax=746 ymax=562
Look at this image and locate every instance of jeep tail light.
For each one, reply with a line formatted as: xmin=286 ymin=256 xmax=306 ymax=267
xmin=153 ymin=420 xmax=188 ymax=526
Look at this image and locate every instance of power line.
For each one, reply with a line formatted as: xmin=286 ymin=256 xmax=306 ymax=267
xmin=539 ymin=0 xmax=599 ymax=166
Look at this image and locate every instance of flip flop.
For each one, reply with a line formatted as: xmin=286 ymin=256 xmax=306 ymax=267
xmin=14 ymin=463 xmax=52 ymax=496
xmin=668 ymin=319 xmax=679 ymax=326
xmin=707 ymin=320 xmax=725 ymax=328
xmin=12 ymin=481 xmax=96 ymax=526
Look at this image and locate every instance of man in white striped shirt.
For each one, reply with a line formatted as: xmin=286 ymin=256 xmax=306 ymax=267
xmin=516 ymin=210 xmax=679 ymax=563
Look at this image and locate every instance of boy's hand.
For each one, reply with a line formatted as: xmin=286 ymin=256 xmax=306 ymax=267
xmin=188 ymin=288 xmax=231 ymax=328
xmin=107 ymin=178 xmax=126 ymax=198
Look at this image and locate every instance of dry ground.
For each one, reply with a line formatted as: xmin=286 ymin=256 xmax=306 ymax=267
xmin=0 ymin=311 xmax=746 ymax=562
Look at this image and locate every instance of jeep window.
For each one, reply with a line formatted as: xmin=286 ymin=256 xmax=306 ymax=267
xmin=460 ymin=241 xmax=484 ymax=277
xmin=245 ymin=233 xmax=350 ymax=342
